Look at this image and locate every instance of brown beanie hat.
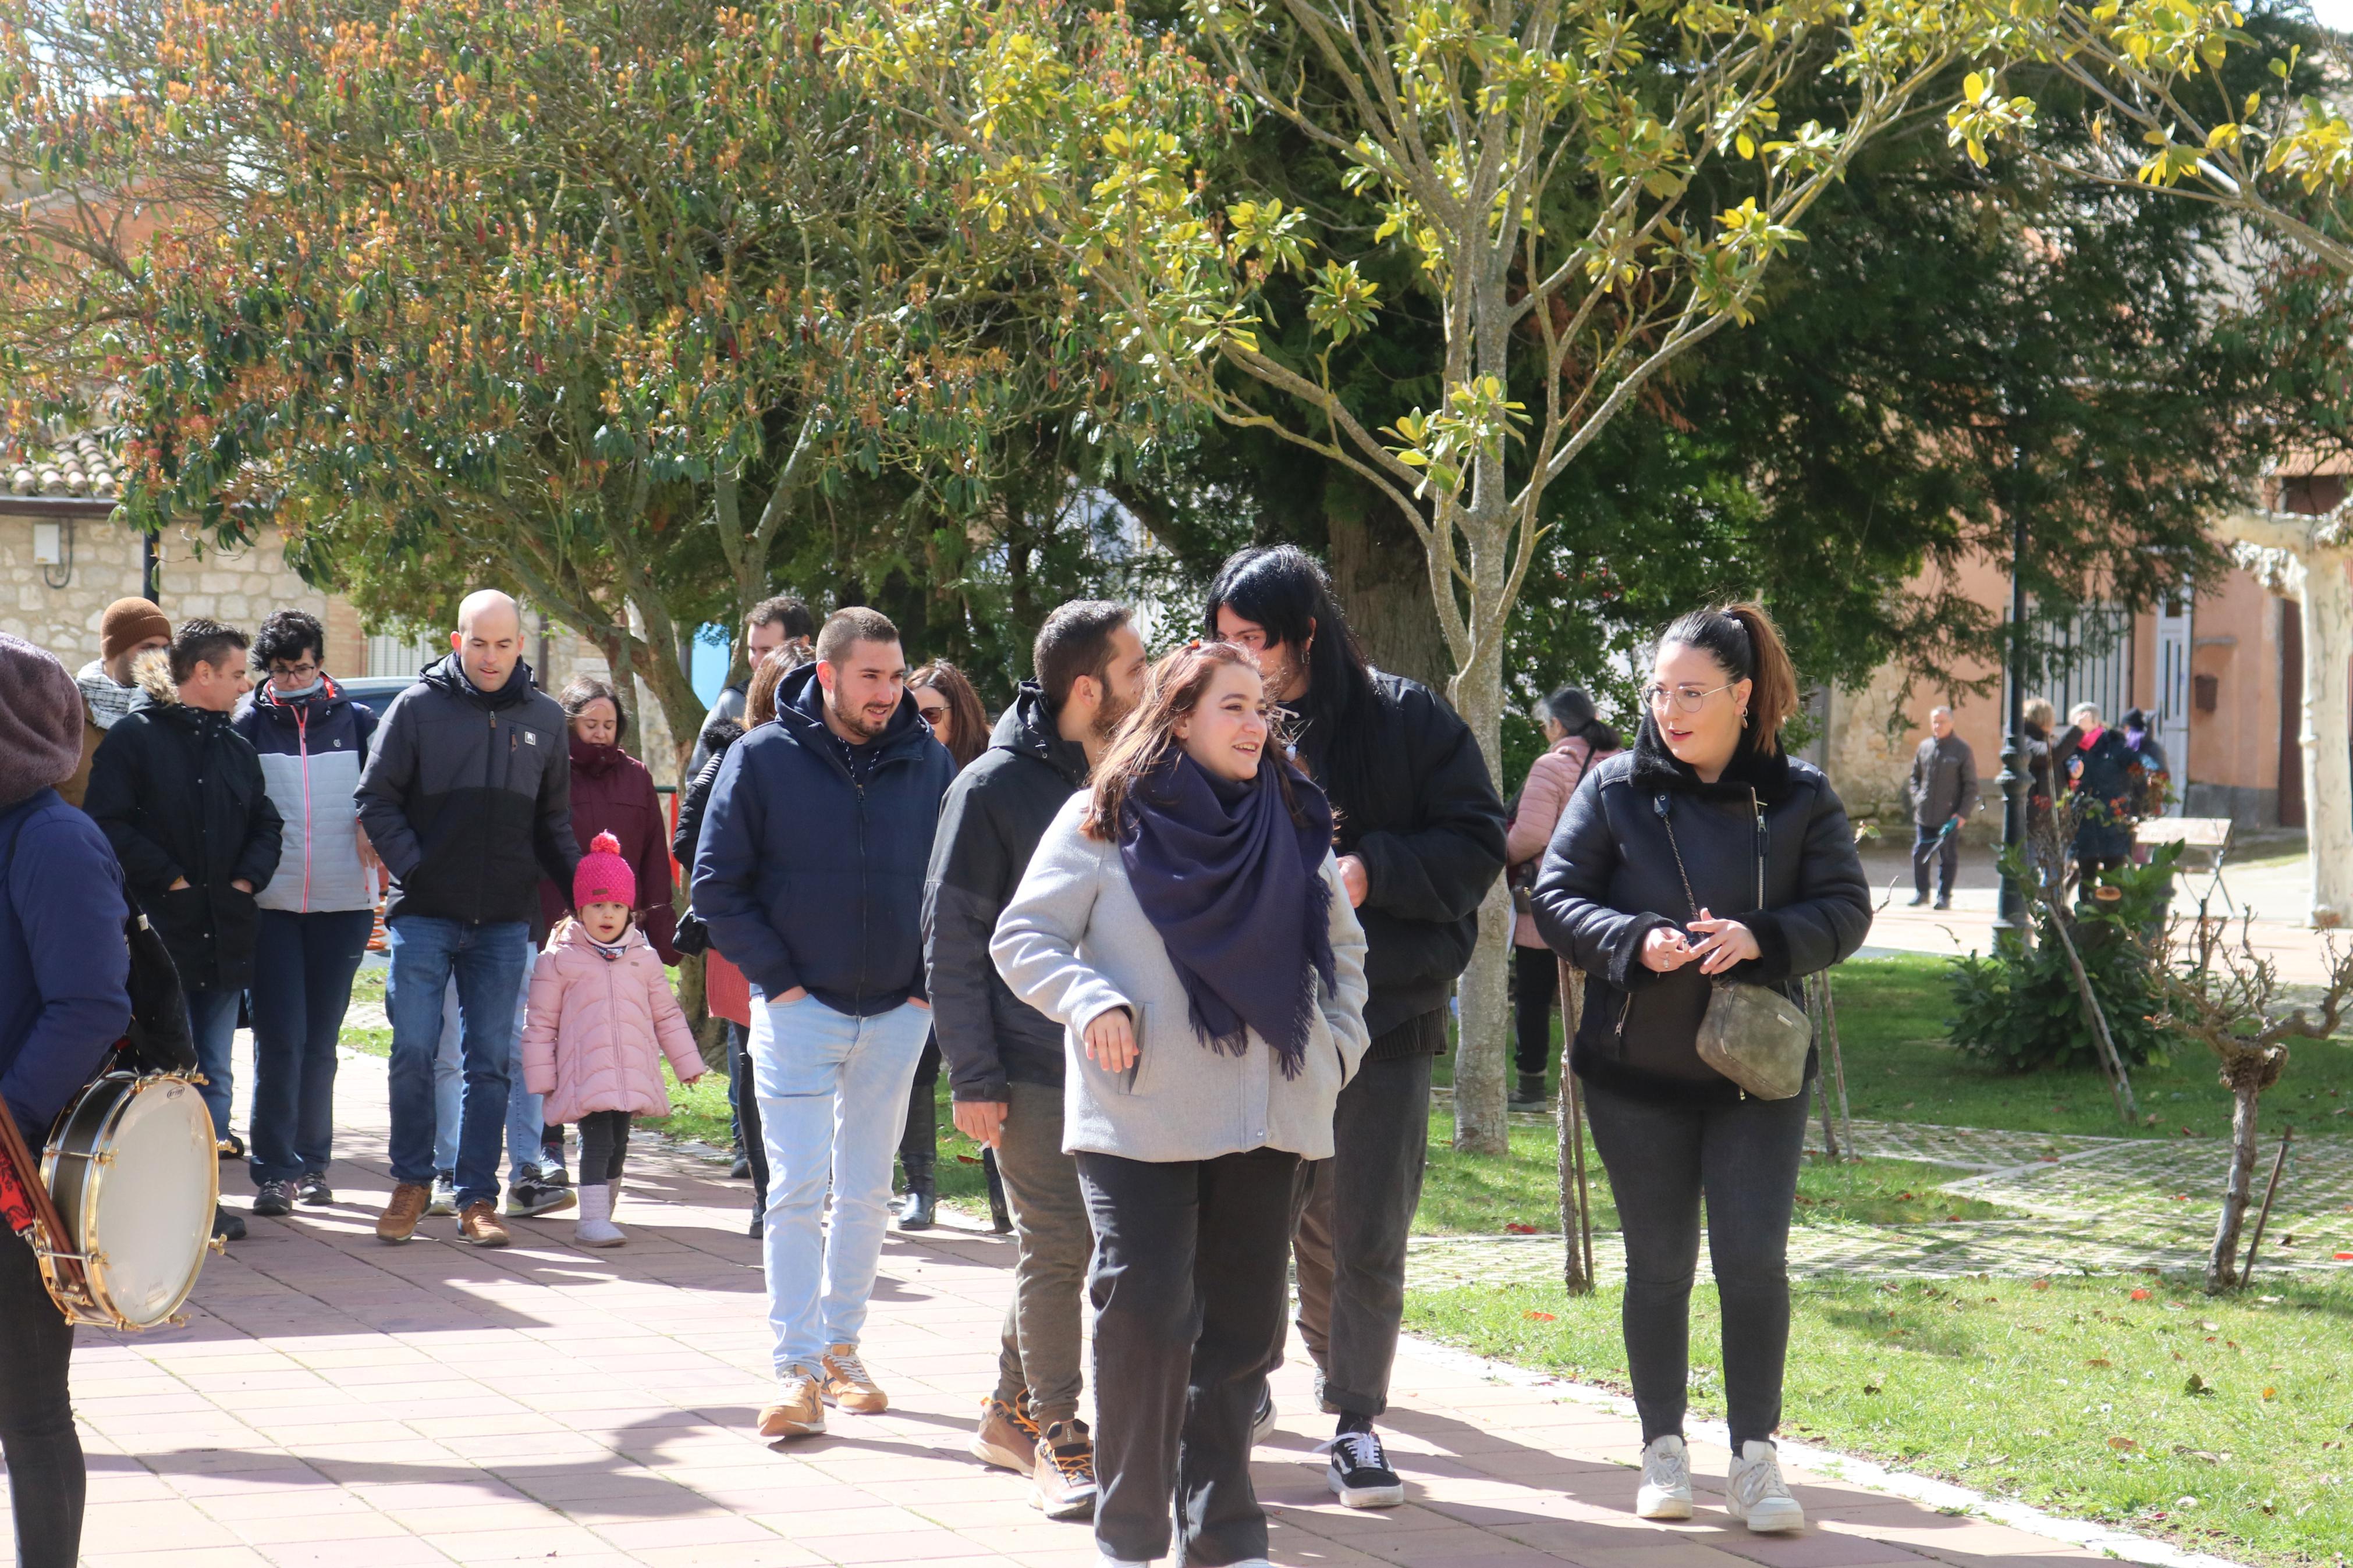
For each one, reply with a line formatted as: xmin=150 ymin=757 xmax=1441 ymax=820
xmin=101 ymin=598 xmax=172 ymax=663
xmin=0 ymin=632 xmax=86 ymax=808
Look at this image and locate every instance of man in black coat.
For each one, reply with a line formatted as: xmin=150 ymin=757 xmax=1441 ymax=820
xmin=923 ymin=600 xmax=1147 ymax=1519
xmin=684 ymin=593 xmax=812 ymax=778
xmin=86 ymin=619 xmax=282 ymax=1230
xmin=356 ymin=589 xmax=577 ymax=1248
xmin=1207 ymin=546 xmax=1507 ymax=1510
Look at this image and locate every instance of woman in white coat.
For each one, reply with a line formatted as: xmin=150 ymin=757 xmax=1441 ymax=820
xmin=993 ymin=640 xmax=1370 ymax=1568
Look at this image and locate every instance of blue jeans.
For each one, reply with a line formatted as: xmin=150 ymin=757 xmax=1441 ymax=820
xmin=184 ymin=986 xmax=242 ymax=1139
xmin=751 ymin=991 xmax=931 ymax=1374
xmin=246 ymin=909 xmax=374 ymax=1184
xmin=430 ymin=973 xmax=542 ymax=1182
xmin=385 ymin=917 xmax=530 ymax=1210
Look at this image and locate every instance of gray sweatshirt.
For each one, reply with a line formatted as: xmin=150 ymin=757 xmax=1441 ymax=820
xmin=991 ymin=793 xmax=1372 ymax=1163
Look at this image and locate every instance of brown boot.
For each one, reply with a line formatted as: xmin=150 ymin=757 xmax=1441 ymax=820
xmin=457 ymin=1200 xmax=510 ymax=1248
xmin=377 ymin=1182 xmax=431 ymax=1243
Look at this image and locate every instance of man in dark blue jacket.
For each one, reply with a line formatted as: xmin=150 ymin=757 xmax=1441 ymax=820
xmin=694 ymin=607 xmax=954 ymax=1440
xmin=0 ymin=631 xmax=130 ymax=1568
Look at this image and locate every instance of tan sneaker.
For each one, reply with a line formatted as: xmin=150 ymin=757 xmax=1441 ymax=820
xmin=819 ymin=1343 xmax=887 ymax=1413
xmin=457 ymin=1200 xmax=510 ymax=1248
xmin=1032 ymin=1419 xmax=1099 ymax=1521
xmin=377 ymin=1182 xmax=431 ymax=1243
xmin=758 ymin=1366 xmax=825 ymax=1438
xmin=972 ymin=1391 xmax=1042 ymax=1471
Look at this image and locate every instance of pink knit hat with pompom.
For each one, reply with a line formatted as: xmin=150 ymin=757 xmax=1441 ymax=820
xmin=572 ymin=830 xmax=636 ymax=908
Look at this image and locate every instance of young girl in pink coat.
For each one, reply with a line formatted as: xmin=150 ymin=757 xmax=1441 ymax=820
xmin=522 ymin=832 xmax=705 ymax=1246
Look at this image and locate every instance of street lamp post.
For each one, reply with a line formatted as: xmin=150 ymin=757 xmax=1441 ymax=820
xmin=1993 ymin=487 xmax=2029 ymax=934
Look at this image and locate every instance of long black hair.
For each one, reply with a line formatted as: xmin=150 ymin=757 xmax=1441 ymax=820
xmin=1202 ymin=545 xmax=1380 ymax=811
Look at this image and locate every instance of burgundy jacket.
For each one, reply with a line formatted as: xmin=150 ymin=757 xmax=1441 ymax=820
xmin=538 ymin=738 xmax=679 ymax=965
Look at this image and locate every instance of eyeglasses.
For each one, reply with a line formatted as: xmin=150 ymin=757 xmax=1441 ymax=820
xmin=1643 ymin=681 xmax=1735 ymax=714
xmin=914 ymin=702 xmax=949 ymax=724
xmin=268 ymin=660 xmax=321 ymax=682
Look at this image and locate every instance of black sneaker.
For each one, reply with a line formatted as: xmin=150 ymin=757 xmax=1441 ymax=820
xmin=251 ymin=1181 xmax=294 ymax=1218
xmin=1934 ymin=896 xmax=1953 ymax=911
xmin=216 ymin=1131 xmax=246 ymax=1160
xmin=1905 ymin=893 xmax=1929 ymax=907
xmin=730 ymin=1154 xmax=752 ymax=1181
xmin=212 ymin=1206 xmax=247 ymax=1243
xmin=1321 ymin=1425 xmax=1405 ymax=1509
xmin=295 ymin=1172 xmax=333 ymax=1207
xmin=505 ymin=1176 xmax=577 ymax=1218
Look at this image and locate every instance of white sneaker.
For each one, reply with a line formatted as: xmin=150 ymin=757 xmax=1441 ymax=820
xmin=1094 ymin=1555 xmax=1155 ymax=1568
xmin=1249 ymin=1388 xmax=1277 ymax=1446
xmin=1635 ymin=1433 xmax=1692 ymax=1519
xmin=1726 ymin=1439 xmax=1805 ymax=1533
xmin=573 ymin=1183 xmax=625 ymax=1248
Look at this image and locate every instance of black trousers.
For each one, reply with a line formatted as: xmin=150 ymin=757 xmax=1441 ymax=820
xmin=0 ymin=1229 xmax=82 ymax=1568
xmin=1912 ymin=822 xmax=1959 ymax=899
xmin=1582 ymin=1078 xmax=1810 ymax=1450
xmin=576 ymin=1110 xmax=631 ymax=1186
xmin=1513 ymin=944 xmax=1559 ymax=1079
xmin=1077 ymin=1146 xmax=1298 ymax=1568
xmin=728 ymin=1023 xmax=768 ymax=1213
xmin=1287 ymin=1044 xmax=1433 ymax=1420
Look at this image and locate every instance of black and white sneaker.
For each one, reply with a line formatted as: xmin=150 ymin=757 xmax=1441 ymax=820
xmin=1249 ymin=1388 xmax=1277 ymax=1447
xmin=505 ymin=1176 xmax=577 ymax=1218
xmin=251 ymin=1181 xmax=294 ymax=1218
xmin=294 ymin=1172 xmax=333 ymax=1207
xmin=1318 ymin=1425 xmax=1405 ymax=1509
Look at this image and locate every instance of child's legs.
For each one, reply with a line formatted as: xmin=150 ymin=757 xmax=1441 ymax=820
xmin=576 ymin=1111 xmax=631 ymax=1188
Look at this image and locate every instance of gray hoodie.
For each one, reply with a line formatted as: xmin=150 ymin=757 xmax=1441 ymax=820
xmin=990 ymin=792 xmax=1372 ymax=1163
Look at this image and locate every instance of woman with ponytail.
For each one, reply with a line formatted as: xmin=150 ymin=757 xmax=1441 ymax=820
xmin=992 ymin=640 xmax=1370 ymax=1568
xmin=1531 ymin=604 xmax=1869 ymax=1536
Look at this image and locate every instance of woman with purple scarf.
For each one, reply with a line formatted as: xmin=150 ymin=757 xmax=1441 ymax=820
xmin=992 ymin=641 xmax=1371 ymax=1568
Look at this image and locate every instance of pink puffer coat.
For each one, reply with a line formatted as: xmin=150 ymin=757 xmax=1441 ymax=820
xmin=520 ymin=921 xmax=704 ymax=1124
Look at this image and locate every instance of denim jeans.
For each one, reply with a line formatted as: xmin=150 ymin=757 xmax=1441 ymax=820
xmin=246 ymin=908 xmax=374 ymax=1184
xmin=428 ymin=970 xmax=539 ymax=1181
xmin=385 ymin=916 xmax=530 ymax=1210
xmin=184 ymin=985 xmax=242 ymax=1139
xmin=749 ymin=991 xmax=931 ymax=1374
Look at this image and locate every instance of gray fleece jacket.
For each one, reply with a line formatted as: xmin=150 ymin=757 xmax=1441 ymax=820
xmin=990 ymin=792 xmax=1372 ymax=1163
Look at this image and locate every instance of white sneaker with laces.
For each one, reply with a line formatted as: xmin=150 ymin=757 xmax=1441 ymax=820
xmin=1726 ymin=1439 xmax=1805 ymax=1533
xmin=1635 ymin=1434 xmax=1692 ymax=1520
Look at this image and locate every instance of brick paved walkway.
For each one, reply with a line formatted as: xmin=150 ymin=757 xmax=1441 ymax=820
xmin=6 ymin=1053 xmax=2192 ymax=1568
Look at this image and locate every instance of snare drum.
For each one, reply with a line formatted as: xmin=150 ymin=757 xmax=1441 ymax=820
xmin=40 ymin=1072 xmax=219 ymax=1329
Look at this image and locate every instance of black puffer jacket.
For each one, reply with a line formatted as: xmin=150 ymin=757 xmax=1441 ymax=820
xmin=354 ymin=655 xmax=577 ymax=926
xmin=924 ymin=685 xmax=1091 ymax=1103
xmin=1289 ymin=670 xmax=1507 ymax=1049
xmin=671 ymin=719 xmax=745 ymax=871
xmin=1532 ymin=720 xmax=1871 ymax=1104
xmin=84 ymin=678 xmax=283 ymax=991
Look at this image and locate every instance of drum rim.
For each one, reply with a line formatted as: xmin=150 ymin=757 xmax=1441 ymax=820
xmin=42 ymin=1072 xmax=218 ymax=1329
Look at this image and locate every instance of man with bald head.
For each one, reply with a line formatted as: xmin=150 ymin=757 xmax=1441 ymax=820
xmin=357 ymin=590 xmax=579 ymax=1245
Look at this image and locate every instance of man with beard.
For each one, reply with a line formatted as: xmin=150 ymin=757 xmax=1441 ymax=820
xmin=923 ymin=601 xmax=1148 ymax=1521
xmin=1207 ymin=545 xmax=1506 ymax=1510
xmin=694 ymin=607 xmax=957 ymax=1437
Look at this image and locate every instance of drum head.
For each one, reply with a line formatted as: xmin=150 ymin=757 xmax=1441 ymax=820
xmin=87 ymin=1078 xmax=218 ymax=1327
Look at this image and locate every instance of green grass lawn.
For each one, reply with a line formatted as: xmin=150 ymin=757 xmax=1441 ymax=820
xmin=1407 ymin=1273 xmax=2353 ymax=1568
xmin=1827 ymin=953 xmax=2353 ymax=1141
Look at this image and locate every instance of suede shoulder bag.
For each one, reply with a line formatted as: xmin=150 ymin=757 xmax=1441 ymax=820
xmin=1658 ymin=794 xmax=1811 ymax=1100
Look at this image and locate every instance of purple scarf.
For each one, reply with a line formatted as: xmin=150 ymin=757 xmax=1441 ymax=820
xmin=1117 ymin=750 xmax=1337 ymax=1078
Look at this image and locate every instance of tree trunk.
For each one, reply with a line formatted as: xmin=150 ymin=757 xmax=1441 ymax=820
xmin=1326 ymin=476 xmax=1451 ymax=691
xmin=2206 ymin=1079 xmax=2264 ymax=1290
xmin=1450 ymin=617 xmax=1511 ymax=1154
xmin=2292 ymin=549 xmax=2352 ymax=927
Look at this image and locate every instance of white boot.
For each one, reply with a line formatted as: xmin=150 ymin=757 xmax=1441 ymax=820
xmin=574 ymin=1181 xmax=625 ymax=1247
xmin=1726 ymin=1439 xmax=1805 ymax=1533
xmin=1635 ymin=1434 xmax=1692 ymax=1520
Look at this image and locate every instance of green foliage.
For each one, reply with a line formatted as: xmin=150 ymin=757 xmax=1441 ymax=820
xmin=1948 ymin=851 xmax=2181 ymax=1074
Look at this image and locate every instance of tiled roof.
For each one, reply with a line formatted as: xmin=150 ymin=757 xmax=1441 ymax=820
xmin=3 ymin=427 xmax=119 ymax=499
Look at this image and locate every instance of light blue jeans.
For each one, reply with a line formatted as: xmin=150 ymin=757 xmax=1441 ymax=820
xmin=431 ymin=971 xmax=541 ymax=1182
xmin=751 ymin=991 xmax=932 ymax=1375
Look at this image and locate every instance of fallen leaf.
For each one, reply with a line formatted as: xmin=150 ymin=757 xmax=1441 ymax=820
xmin=2185 ymin=1373 xmax=2212 ymax=1396
xmin=2107 ymin=1435 xmax=2139 ymax=1451
xmin=2262 ymin=1387 xmax=2277 ymax=1400
xmin=2086 ymin=1358 xmax=2113 ymax=1369
xmin=2031 ymin=1278 xmax=2052 ymax=1290
xmin=1863 ymin=1382 xmax=1882 ymax=1395
xmin=1522 ymin=1310 xmax=1556 ymax=1322
xmin=1503 ymin=1222 xmax=1540 ymax=1235
xmin=2333 ymin=1252 xmax=2353 ymax=1261
xmin=2198 ymin=1320 xmax=2219 ymax=1330
xmin=955 ymin=1153 xmax=982 ymax=1165
xmin=2131 ymin=1288 xmax=2152 ymax=1301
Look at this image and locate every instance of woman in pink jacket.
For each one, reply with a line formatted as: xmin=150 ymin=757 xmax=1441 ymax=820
xmin=1505 ymin=688 xmax=1621 ymax=1108
xmin=522 ymin=833 xmax=706 ymax=1246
